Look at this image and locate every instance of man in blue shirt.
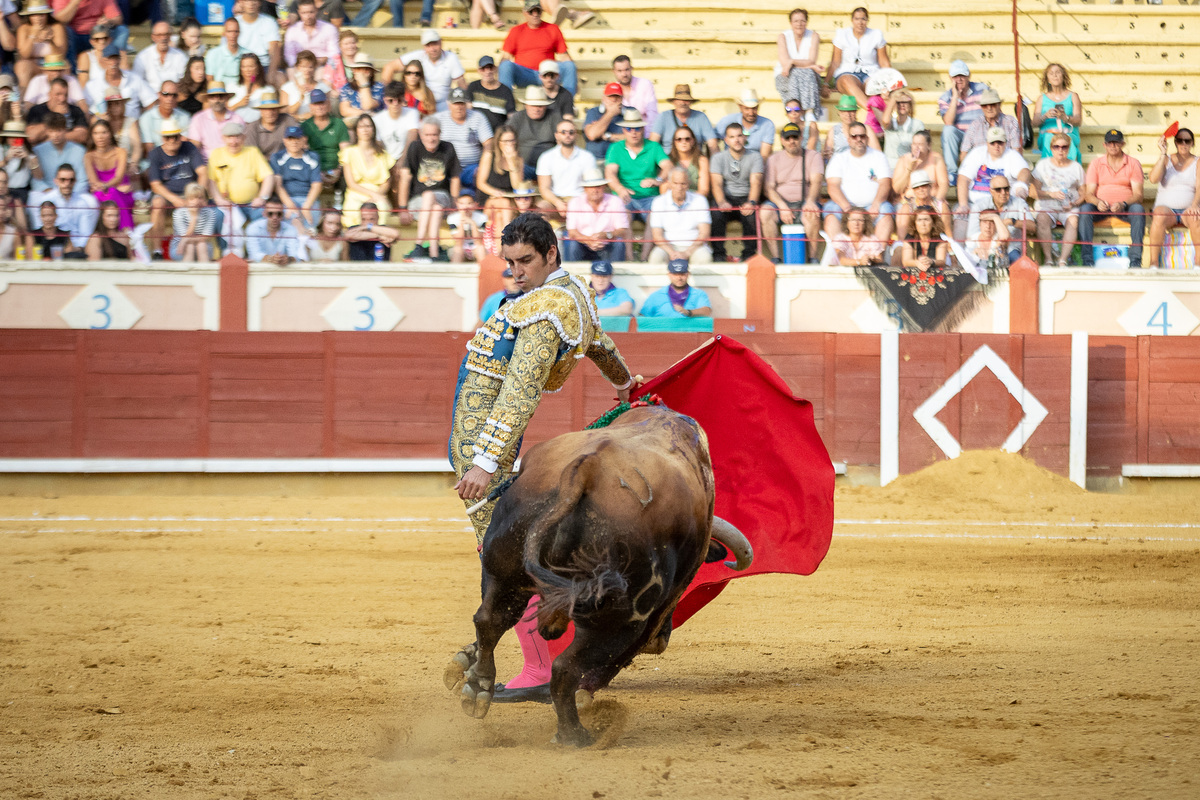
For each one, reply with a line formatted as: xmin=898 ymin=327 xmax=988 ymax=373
xmin=270 ymin=126 xmax=323 ymax=229
xmin=588 ymin=260 xmax=633 ymax=316
xmin=648 ymin=84 xmax=719 ymax=155
xmin=715 ymin=89 xmax=776 ymax=160
xmin=244 ymin=197 xmax=304 ymax=264
xmin=582 ymin=81 xmax=635 ymax=162
xmin=639 ymin=258 xmax=712 ymax=318
xmin=478 ymin=267 xmax=521 ymax=322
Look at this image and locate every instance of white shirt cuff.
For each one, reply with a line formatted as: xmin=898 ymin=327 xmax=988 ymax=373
xmin=472 ymin=454 xmax=498 ymax=474
xmin=613 ymin=375 xmax=634 ymax=391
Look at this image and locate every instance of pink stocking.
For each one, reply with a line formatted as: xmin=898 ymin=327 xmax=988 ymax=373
xmin=504 ymin=596 xmax=553 ymax=689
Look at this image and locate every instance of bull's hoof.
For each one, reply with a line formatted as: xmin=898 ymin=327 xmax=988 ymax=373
xmin=575 ymin=688 xmax=594 ymax=710
xmin=551 ymin=726 xmax=594 ymax=747
xmin=443 ymin=644 xmax=478 ymax=692
xmin=461 ymin=683 xmax=493 ymax=719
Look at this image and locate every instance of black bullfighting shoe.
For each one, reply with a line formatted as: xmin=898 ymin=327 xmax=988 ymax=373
xmin=490 ymin=682 xmax=552 ymax=704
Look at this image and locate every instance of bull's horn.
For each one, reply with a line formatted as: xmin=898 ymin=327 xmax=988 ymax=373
xmin=710 ymin=517 xmax=754 ymax=571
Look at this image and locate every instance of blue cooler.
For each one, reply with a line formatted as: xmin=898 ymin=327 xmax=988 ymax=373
xmin=196 ymin=0 xmax=234 ymax=26
xmin=781 ymin=224 xmax=807 ymax=264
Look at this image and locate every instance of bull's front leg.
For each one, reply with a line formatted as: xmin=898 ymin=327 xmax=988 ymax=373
xmin=447 ymin=580 xmax=531 ymax=720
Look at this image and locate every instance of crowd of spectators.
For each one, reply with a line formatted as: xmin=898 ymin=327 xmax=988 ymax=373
xmin=0 ymin=1 xmax=1196 ymax=275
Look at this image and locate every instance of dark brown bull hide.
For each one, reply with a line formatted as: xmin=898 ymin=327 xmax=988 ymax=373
xmin=444 ymin=406 xmax=752 ymax=746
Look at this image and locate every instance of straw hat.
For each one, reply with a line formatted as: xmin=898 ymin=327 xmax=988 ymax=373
xmin=520 ymin=86 xmax=552 ymax=107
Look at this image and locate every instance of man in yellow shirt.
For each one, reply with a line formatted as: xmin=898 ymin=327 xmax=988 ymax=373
xmin=208 ymin=121 xmax=275 ymax=222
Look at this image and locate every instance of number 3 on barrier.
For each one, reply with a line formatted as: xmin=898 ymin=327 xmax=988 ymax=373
xmin=354 ymin=295 xmax=375 ymax=331
xmin=91 ymin=294 xmax=112 ymax=330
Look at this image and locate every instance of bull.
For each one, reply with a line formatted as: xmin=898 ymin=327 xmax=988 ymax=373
xmin=443 ymin=405 xmax=754 ymax=746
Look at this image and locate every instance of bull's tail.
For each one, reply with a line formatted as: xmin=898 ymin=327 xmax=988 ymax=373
xmin=523 ymin=453 xmax=629 ymax=626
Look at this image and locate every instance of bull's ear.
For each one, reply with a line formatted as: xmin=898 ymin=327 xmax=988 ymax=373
xmin=704 ymin=540 xmax=728 ymax=564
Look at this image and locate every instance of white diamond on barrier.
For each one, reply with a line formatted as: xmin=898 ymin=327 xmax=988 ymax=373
xmin=59 ymin=283 xmax=143 ymax=330
xmin=1117 ymin=289 xmax=1199 ymax=337
xmin=912 ymin=345 xmax=1049 ymax=460
xmin=321 ymin=284 xmax=405 ymax=332
xmin=850 ymin=298 xmax=900 ymax=333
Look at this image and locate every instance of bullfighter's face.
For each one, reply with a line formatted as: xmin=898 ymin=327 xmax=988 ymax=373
xmin=502 ymin=240 xmax=558 ymax=292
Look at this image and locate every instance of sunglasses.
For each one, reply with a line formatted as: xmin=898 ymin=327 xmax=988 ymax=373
xmin=1051 ymin=144 xmax=1069 ymax=150
xmin=1177 ymin=138 xmax=1194 ymax=145
xmin=92 ymin=35 xmax=109 ymax=41
xmin=527 ymin=7 xmax=541 ymax=13
xmin=404 ymin=70 xmax=421 ymax=76
xmin=265 ymin=211 xmax=283 ymax=217
xmin=785 ymin=106 xmax=801 ymax=113
xmin=849 ymin=133 xmax=867 ymax=140
xmin=163 ymin=134 xmax=181 ymax=139
xmin=993 ymin=186 xmax=1011 ymax=192
xmin=160 ymin=91 xmax=177 ymax=97
xmin=674 ymin=136 xmax=694 ymax=142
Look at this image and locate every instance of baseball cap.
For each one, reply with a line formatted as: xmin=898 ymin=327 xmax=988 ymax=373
xmin=539 ymin=59 xmax=560 ymax=75
xmin=284 ymin=125 xmax=304 ymax=138
xmin=909 ymin=169 xmax=931 ymax=188
xmin=449 ymin=87 xmax=468 ymax=103
xmin=501 ymin=267 xmax=513 ymax=277
xmin=420 ymin=29 xmax=441 ymax=44
xmin=222 ymin=121 xmax=245 ymax=136
xmin=523 ymin=0 xmax=542 ymax=9
xmin=1104 ymin=128 xmax=1125 ymax=143
xmin=948 ymin=59 xmax=971 ymax=78
xmin=590 ymin=260 xmax=613 ymax=276
xmin=780 ymin=122 xmax=802 ymax=139
xmin=667 ymin=259 xmax=689 ymax=274
xmin=102 ymin=43 xmax=120 ymax=58
xmin=603 ymin=81 xmax=623 ymax=97
xmin=478 ymin=55 xmax=495 ymax=68
xmin=986 ymin=126 xmax=1007 ymax=143
xmin=0 ymin=75 xmax=14 ymax=89
xmin=309 ymin=88 xmax=327 ymax=103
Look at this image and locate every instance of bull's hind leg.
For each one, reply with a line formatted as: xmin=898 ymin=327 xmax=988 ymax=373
xmin=449 ymin=577 xmax=532 ymax=720
xmin=550 ymin=624 xmax=644 ymax=747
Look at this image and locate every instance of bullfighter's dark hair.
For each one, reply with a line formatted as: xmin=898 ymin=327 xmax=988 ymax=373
xmin=501 ymin=212 xmax=561 ymax=267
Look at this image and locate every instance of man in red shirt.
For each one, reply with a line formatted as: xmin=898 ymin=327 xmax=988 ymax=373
xmin=1079 ymin=128 xmax=1146 ymax=268
xmin=51 ymin=0 xmax=127 ymax=66
xmin=497 ymin=0 xmax=577 ymax=94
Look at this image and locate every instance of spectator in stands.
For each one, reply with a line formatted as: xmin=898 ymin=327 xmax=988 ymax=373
xmin=394 ymin=59 xmax=436 ymax=116
xmin=177 ymin=56 xmax=207 ymax=115
xmin=84 ymin=118 xmax=132 ymax=228
xmin=373 ymin=80 xmax=419 ymax=160
xmin=609 ymin=55 xmax=656 ymax=128
xmin=1032 ymin=131 xmax=1085 ymax=267
xmin=899 ymin=204 xmax=947 ymax=270
xmin=98 ymin=89 xmax=139 ymax=170
xmin=710 ymin=122 xmax=763 ymax=262
xmin=133 ymin=21 xmax=186 ymax=89
xmin=447 ymin=192 xmax=486 ymax=262
xmin=271 ymin=124 xmax=321 ymax=227
xmin=15 ymin=4 xmax=67 ymax=91
xmin=1145 ymin=127 xmax=1200 ymax=269
xmin=85 ymin=43 xmax=154 ymax=118
xmin=498 ymin=0 xmax=577 ymax=94
xmin=823 ymin=121 xmax=893 ymax=242
xmin=831 ymin=206 xmax=884 ymax=266
xmin=244 ymin=88 xmax=297 ymax=156
xmin=536 ymin=118 xmax=594 ymax=217
xmin=338 ymin=56 xmax=382 ymax=118
xmin=28 ymin=163 xmax=97 ymax=248
xmin=509 ymin=182 xmax=538 ymax=217
xmin=435 ymin=86 xmax=493 ymax=189
xmin=284 ymin=0 xmax=336 ymax=70
xmin=323 ymin=29 xmax=356 ymax=96
xmin=23 ymin=52 xmax=85 ymax=113
xmin=171 ymin=181 xmax=219 ymax=262
xmin=305 ymin=208 xmax=345 ymax=261
xmin=187 ymin=81 xmax=244 ymax=158
xmin=640 ymin=258 xmax=711 ymax=318
xmin=827 ymin=7 xmax=889 ymax=113
xmin=783 ymin=97 xmax=820 ymax=153
xmin=139 ymin=80 xmax=190 ymax=156
xmin=280 ymin=50 xmax=329 ymax=121
xmin=881 ymin=88 xmax=923 ymax=165
xmin=340 ymin=113 xmax=393 ymax=225
xmin=50 ymin=0 xmax=127 ymax=67
xmin=510 ymin=85 xmax=561 ymax=180
xmin=955 ymin=127 xmax=1032 ymax=240
xmin=345 ymin=202 xmax=401 ymax=261
xmin=245 ymin=196 xmax=302 ymax=264
xmin=479 ymin=266 xmax=520 ymax=321
xmin=973 ymin=174 xmax=1031 ymax=262
xmin=30 ymin=114 xmax=87 ymax=192
xmin=388 ymin=30 xmax=465 ymax=112
xmin=476 ymin=123 xmax=522 ymax=231
xmin=463 ymin=0 xmax=504 ymax=30
xmin=236 ymin=0 xmax=281 ymax=82
xmin=299 ymin=88 xmax=348 ymax=194
xmin=716 ymin=90 xmax=774 ymax=160
xmin=26 ymin=79 xmax=89 ymax=145
xmin=398 ymin=116 xmax=459 ymax=261
xmin=583 ymin=81 xmax=633 ymax=162
xmin=648 ymin=166 xmax=711 ymax=265
xmin=468 ymin=55 xmax=514 ymax=134
xmin=1032 ymin=63 xmax=1081 ymax=162
xmin=564 ymin=165 xmax=628 ymax=261
xmin=85 ymin=199 xmax=132 ymax=260
xmin=342 ymin=0 xmax=389 ymax=29
xmin=1079 ymin=129 xmax=1145 ymax=268
xmin=209 ymin=120 xmax=274 ymax=222
xmin=893 ymin=133 xmax=950 ymax=239
xmin=0 ymin=195 xmax=29 ymax=260
xmin=537 ymin=60 xmax=574 ymax=119
xmin=73 ymin=26 xmax=109 ymax=87
xmin=760 ymin=122 xmax=822 ymax=264
xmin=664 ymin=123 xmax=708 ymax=195
xmin=283 ymin=0 xmax=345 ymax=27
xmin=588 ymin=260 xmax=634 ymax=316
xmin=606 ymin=108 xmax=669 ymax=256
xmin=205 ymin=19 xmax=249 ymax=87
xmin=32 ymin=200 xmax=78 ymax=257
xmin=773 ymin=8 xmax=822 ymax=123
xmin=177 ymin=17 xmax=206 ymax=60
xmin=823 ymin=94 xmax=878 ymax=161
xmin=1 ymin=122 xmax=34 ymax=204
xmin=969 ymin=210 xmax=1008 ymax=269
xmin=959 ymin=89 xmax=1021 ymax=165
xmin=650 ymin=84 xmax=718 ymax=155
xmin=147 ymin=122 xmax=206 ymax=258
xmin=937 ymin=60 xmax=987 ymax=184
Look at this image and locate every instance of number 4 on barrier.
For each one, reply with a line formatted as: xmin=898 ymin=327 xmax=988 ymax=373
xmin=1148 ymin=302 xmax=1170 ymax=336
xmin=1117 ymin=290 xmax=1199 ymax=337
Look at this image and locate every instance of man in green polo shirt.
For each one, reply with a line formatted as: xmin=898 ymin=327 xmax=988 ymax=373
xmin=300 ymin=89 xmax=350 ymax=193
xmin=603 ymin=108 xmax=670 ymax=259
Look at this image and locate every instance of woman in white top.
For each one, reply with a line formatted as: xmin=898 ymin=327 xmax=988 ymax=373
xmin=305 ymin=209 xmax=346 ymax=261
xmin=1032 ymin=132 xmax=1085 ymax=267
xmin=280 ymin=49 xmax=330 ymax=122
xmin=1146 ymin=127 xmax=1200 ymax=269
xmin=0 ymin=197 xmax=25 ymax=260
xmin=774 ymin=8 xmax=824 ymax=122
xmin=229 ymin=54 xmax=268 ymax=125
xmin=827 ymin=6 xmax=889 ymax=112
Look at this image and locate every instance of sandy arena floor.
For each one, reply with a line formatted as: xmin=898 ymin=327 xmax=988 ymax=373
xmin=1 ymin=452 xmax=1197 ymax=799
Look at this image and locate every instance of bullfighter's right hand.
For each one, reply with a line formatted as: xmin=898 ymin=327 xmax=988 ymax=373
xmin=456 ymin=465 xmax=492 ymax=501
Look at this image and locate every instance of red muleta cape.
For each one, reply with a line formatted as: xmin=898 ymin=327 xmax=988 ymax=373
xmin=634 ymin=336 xmax=835 ymax=627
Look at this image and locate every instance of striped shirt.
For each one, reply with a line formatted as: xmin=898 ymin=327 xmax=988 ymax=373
xmin=432 ymin=109 xmax=494 ymax=167
xmin=937 ymin=80 xmax=990 ymax=133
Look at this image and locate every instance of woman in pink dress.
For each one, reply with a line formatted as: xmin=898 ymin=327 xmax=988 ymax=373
xmin=83 ymin=119 xmax=133 ymax=229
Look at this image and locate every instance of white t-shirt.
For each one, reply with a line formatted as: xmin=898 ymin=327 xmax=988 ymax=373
xmin=280 ymin=80 xmax=332 ymax=119
xmin=832 ymin=27 xmax=886 ymax=78
xmin=133 ymin=46 xmax=189 ymax=91
xmin=1032 ymin=158 xmax=1085 ymax=213
xmin=649 ymin=191 xmax=711 ymax=249
xmin=959 ymin=146 xmax=1030 ymax=206
xmin=237 ymin=14 xmax=281 ymax=68
xmin=373 ymin=106 xmax=421 ymax=161
xmin=84 ymin=72 xmax=157 ymax=118
xmin=967 ymin=196 xmax=1030 ymax=240
xmin=401 ymin=49 xmax=465 ymax=111
xmin=826 ymin=148 xmax=893 ymax=207
xmin=535 ymin=146 xmax=597 ymax=199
